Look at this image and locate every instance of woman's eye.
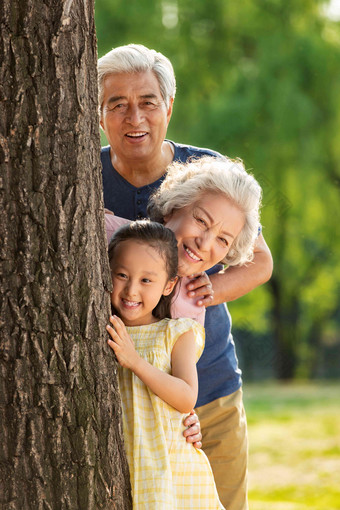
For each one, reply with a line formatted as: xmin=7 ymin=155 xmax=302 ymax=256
xmin=117 ymin=272 xmax=127 ymax=278
xmin=142 ymin=278 xmax=151 ymax=283
xmin=195 ymin=216 xmax=207 ymax=226
xmin=219 ymin=237 xmax=229 ymax=246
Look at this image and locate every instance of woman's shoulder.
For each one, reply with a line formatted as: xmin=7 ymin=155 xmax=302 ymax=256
xmin=105 ymin=212 xmax=130 ymax=244
xmin=171 ymin=277 xmax=206 ymax=326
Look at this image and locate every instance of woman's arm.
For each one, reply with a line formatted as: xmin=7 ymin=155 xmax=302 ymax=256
xmin=107 ymin=315 xmax=198 ymax=413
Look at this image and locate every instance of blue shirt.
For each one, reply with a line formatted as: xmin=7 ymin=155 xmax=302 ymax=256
xmin=101 ymin=141 xmax=242 ymax=406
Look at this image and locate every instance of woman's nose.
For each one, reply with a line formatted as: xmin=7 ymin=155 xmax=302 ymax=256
xmin=196 ymin=230 xmax=214 ymax=251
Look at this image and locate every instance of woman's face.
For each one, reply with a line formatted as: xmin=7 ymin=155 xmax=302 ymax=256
xmin=164 ymin=192 xmax=245 ymax=277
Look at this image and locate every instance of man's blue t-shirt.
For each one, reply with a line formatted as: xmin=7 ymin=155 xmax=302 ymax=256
xmin=101 ymin=141 xmax=242 ymax=407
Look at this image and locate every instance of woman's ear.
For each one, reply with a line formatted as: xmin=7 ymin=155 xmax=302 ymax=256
xmin=163 ymin=276 xmax=178 ymax=296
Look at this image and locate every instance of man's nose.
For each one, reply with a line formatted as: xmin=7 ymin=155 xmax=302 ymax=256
xmin=126 ymin=105 xmax=143 ymax=125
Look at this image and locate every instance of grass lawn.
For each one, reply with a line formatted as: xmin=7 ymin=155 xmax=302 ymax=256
xmin=243 ymin=381 xmax=340 ymax=510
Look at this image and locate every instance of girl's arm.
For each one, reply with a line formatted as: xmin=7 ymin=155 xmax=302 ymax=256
xmin=107 ymin=315 xmax=198 ymax=413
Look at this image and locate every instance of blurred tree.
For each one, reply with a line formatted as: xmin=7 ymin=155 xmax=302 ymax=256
xmin=94 ymin=0 xmax=340 ymax=379
xmin=0 ymin=0 xmax=131 ymax=507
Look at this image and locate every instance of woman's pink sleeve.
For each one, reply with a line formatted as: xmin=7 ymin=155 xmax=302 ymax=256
xmin=171 ymin=277 xmax=206 ymax=326
xmin=105 ymin=213 xmax=130 ymax=244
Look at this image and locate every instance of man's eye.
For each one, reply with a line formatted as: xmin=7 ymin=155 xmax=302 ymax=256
xmin=142 ymin=101 xmax=157 ymax=109
xmin=113 ymin=104 xmax=127 ymax=111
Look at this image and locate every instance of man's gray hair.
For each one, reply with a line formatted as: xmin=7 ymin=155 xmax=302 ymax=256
xmin=98 ymin=44 xmax=176 ymax=109
xmin=148 ymin=156 xmax=263 ymax=266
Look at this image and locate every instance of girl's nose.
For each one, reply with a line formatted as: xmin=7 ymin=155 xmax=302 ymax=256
xmin=125 ymin=280 xmax=138 ymax=297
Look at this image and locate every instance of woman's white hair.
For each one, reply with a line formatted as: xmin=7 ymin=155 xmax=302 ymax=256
xmin=98 ymin=44 xmax=176 ymax=110
xmin=148 ymin=156 xmax=262 ymax=266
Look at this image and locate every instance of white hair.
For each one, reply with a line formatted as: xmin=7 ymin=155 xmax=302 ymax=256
xmin=148 ymin=156 xmax=262 ymax=266
xmin=98 ymin=44 xmax=176 ymax=109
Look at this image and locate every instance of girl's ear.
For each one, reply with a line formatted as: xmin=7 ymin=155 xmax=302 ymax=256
xmin=163 ymin=276 xmax=178 ymax=296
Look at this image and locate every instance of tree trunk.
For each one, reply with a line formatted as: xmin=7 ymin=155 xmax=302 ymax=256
xmin=0 ymin=1 xmax=131 ymax=508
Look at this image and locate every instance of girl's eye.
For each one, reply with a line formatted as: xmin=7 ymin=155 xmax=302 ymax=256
xmin=142 ymin=278 xmax=151 ymax=283
xmin=117 ymin=272 xmax=127 ymax=279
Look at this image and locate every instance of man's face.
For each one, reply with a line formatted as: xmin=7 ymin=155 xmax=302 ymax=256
xmin=100 ymin=70 xmax=173 ymax=166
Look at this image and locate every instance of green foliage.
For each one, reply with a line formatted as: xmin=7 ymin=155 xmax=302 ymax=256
xmin=244 ymin=382 xmax=340 ymax=509
xmin=95 ymin=0 xmax=340 ymax=378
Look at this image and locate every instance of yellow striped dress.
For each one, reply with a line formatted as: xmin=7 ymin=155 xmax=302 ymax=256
xmin=118 ymin=317 xmax=224 ymax=509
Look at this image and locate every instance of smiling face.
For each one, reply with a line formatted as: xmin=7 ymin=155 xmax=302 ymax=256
xmin=164 ymin=192 xmax=245 ymax=276
xmin=110 ymin=239 xmax=176 ymax=326
xmin=100 ymin=70 xmax=173 ymax=168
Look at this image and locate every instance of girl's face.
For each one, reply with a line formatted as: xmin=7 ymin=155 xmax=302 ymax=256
xmin=110 ymin=239 xmax=176 ymax=326
xmin=164 ymin=192 xmax=245 ymax=277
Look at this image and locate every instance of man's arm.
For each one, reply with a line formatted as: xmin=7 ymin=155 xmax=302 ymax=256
xmin=187 ymin=233 xmax=273 ymax=305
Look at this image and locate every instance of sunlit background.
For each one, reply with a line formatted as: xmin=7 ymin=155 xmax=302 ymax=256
xmin=95 ymin=3 xmax=340 ymax=505
xmin=96 ymin=0 xmax=340 ymax=382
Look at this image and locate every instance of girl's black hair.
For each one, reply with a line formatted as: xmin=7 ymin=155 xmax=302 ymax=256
xmin=108 ymin=220 xmax=178 ymax=320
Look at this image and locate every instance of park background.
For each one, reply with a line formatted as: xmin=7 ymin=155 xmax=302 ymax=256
xmin=95 ymin=1 xmax=340 ymax=508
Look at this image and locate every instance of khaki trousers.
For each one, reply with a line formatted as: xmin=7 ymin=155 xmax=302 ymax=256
xmin=195 ymin=388 xmax=248 ymax=510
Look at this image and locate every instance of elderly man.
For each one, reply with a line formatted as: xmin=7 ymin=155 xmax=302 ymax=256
xmin=98 ymin=44 xmax=272 ymax=510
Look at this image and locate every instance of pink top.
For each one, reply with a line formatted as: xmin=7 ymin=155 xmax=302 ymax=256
xmin=105 ymin=212 xmax=206 ymax=326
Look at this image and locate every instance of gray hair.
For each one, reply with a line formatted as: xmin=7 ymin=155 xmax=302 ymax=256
xmin=98 ymin=44 xmax=176 ymax=110
xmin=148 ymin=156 xmax=262 ymax=266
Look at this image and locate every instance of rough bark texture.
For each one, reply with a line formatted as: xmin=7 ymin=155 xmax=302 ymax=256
xmin=0 ymin=1 xmax=131 ymax=508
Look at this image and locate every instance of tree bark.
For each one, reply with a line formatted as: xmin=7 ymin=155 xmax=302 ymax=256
xmin=0 ymin=1 xmax=131 ymax=508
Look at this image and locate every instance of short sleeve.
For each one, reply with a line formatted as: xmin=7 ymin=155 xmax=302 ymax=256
xmin=166 ymin=318 xmax=205 ymax=362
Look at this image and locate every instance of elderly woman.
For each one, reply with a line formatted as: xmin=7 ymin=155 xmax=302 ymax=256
xmin=105 ymin=155 xmax=262 ymax=500
xmin=106 ymin=156 xmax=261 ymax=315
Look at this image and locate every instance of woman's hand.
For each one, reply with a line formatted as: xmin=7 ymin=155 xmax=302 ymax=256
xmin=182 ymin=410 xmax=202 ymax=449
xmin=186 ymin=271 xmax=214 ymax=307
xmin=106 ymin=315 xmax=140 ymax=369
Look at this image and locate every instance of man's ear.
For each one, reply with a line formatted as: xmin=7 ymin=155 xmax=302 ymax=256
xmin=163 ymin=276 xmax=178 ymax=296
xmin=166 ymin=97 xmax=174 ymax=124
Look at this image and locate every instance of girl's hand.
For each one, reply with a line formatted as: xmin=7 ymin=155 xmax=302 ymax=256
xmin=106 ymin=315 xmax=140 ymax=369
xmin=183 ymin=410 xmax=202 ymax=449
xmin=186 ymin=272 xmax=214 ymax=307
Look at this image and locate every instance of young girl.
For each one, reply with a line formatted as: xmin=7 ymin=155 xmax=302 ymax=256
xmin=106 ymin=220 xmax=224 ymax=509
